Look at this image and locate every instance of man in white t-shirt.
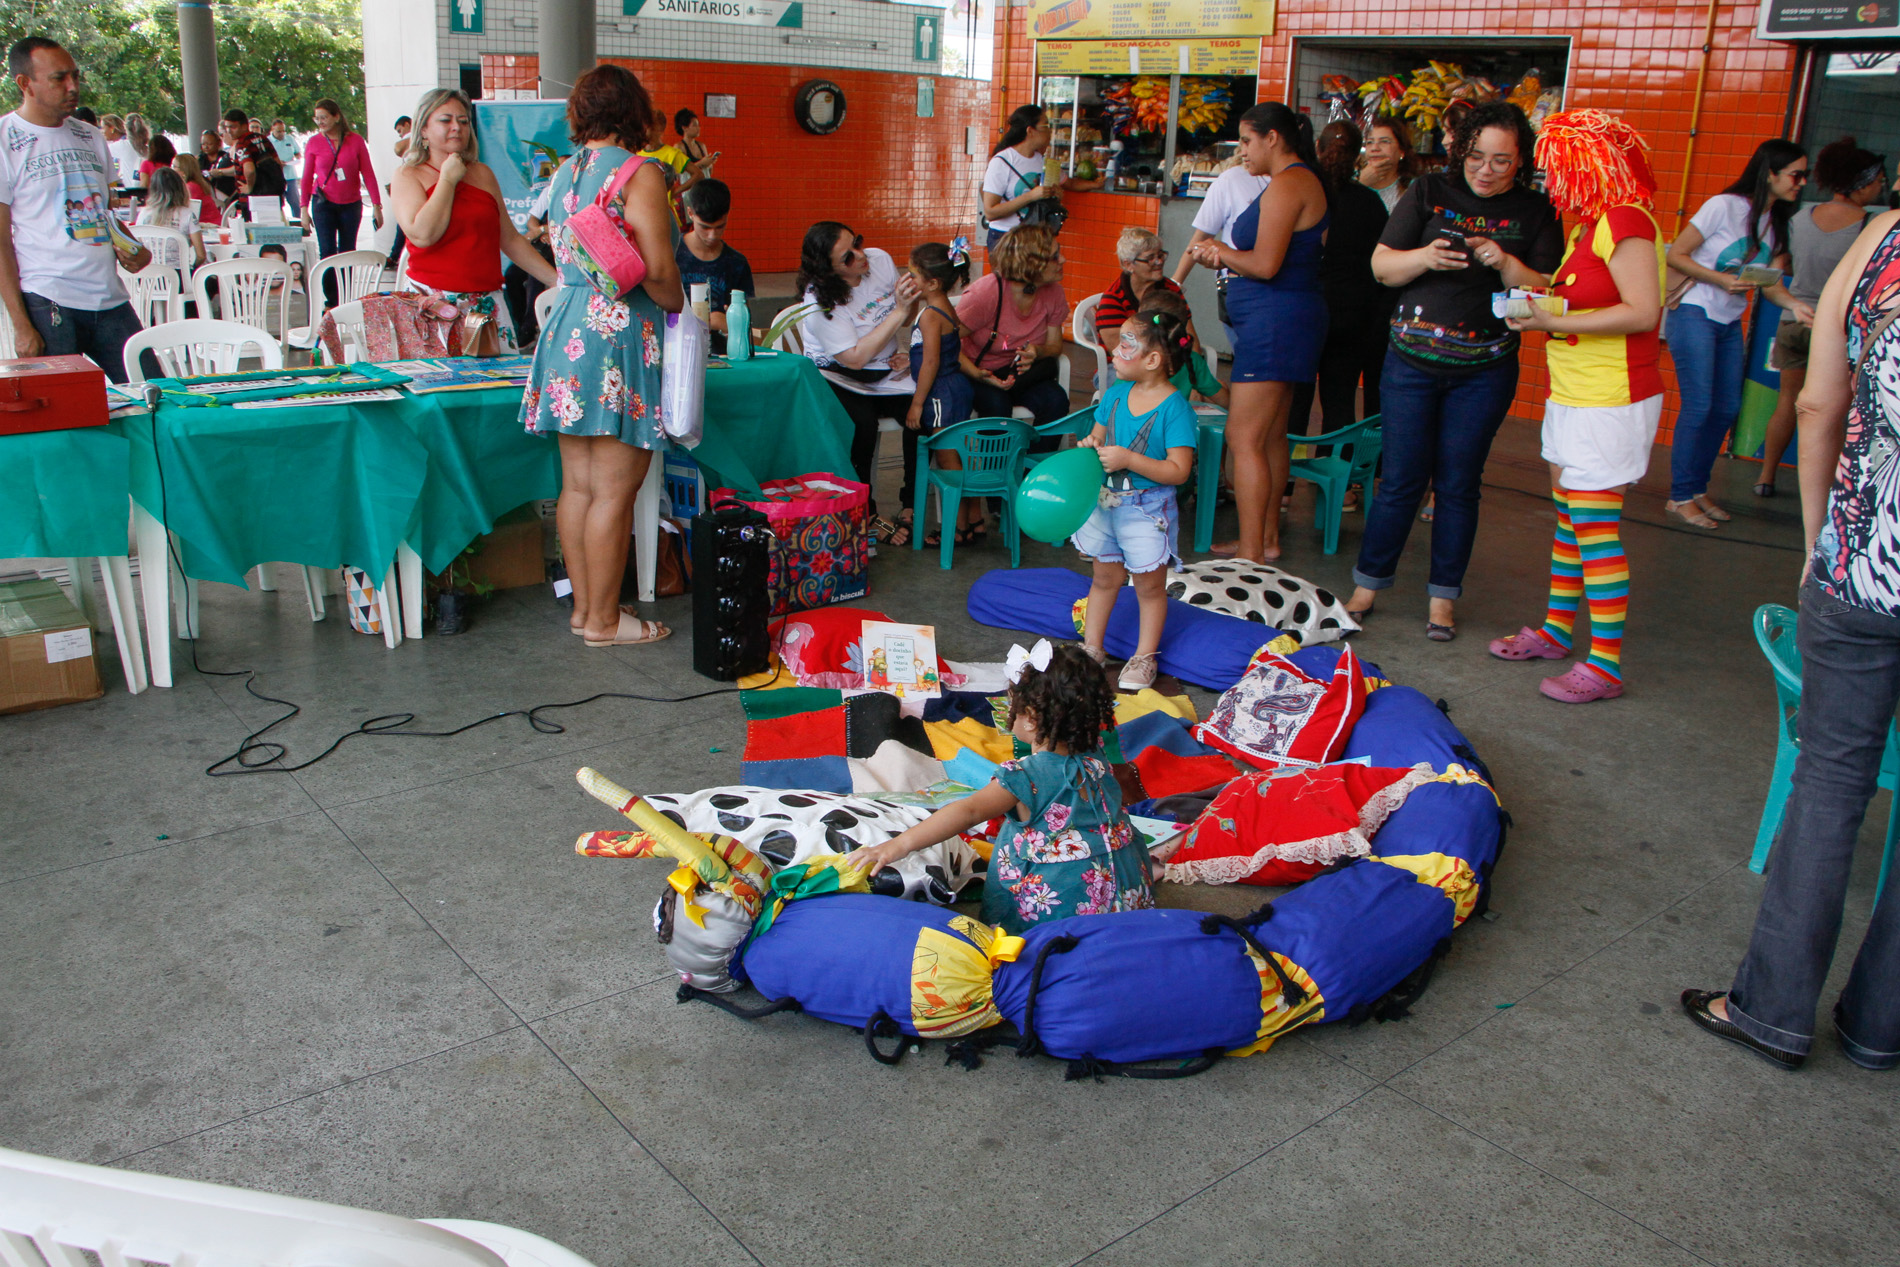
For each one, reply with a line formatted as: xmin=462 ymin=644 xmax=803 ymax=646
xmin=267 ymin=118 xmax=301 ymax=216
xmin=0 ymin=37 xmax=150 ymax=378
xmin=1170 ymin=162 xmax=1271 ymax=342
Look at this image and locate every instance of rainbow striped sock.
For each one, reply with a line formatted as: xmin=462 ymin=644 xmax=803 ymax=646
xmin=1540 ymin=487 xmax=1580 ymax=651
xmin=1570 ymin=489 xmax=1628 ymax=683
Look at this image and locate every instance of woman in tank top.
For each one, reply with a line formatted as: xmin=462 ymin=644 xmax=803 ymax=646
xmin=391 ymin=88 xmax=556 ymax=351
xmin=1752 ymin=137 xmax=1886 ymax=497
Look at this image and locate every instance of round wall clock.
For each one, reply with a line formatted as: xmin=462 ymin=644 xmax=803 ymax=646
xmin=793 ymin=79 xmax=847 ymax=135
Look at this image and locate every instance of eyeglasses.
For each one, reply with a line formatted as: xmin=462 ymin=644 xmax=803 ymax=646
xmin=840 ymin=232 xmax=865 ymax=267
xmin=1133 ymin=250 xmax=1167 ymax=266
xmin=1788 ymin=170 xmax=1810 ymax=184
xmin=1464 ymin=152 xmax=1518 ymax=174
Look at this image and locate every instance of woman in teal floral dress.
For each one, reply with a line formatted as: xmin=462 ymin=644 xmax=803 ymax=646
xmin=521 ymin=65 xmax=683 ymax=647
xmin=850 ymin=642 xmax=1154 ymax=933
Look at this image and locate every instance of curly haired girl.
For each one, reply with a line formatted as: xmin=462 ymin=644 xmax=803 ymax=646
xmin=849 ymin=641 xmax=1153 ymax=932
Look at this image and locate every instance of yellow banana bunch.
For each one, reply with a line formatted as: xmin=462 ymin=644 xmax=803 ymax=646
xmin=1401 ymin=65 xmax=1453 ymax=133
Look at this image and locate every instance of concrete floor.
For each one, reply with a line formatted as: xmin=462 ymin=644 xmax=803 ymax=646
xmin=3 ymin=420 xmax=1896 ymax=1266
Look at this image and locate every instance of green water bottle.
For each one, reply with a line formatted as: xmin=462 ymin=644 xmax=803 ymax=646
xmin=728 ymin=290 xmax=752 ymax=362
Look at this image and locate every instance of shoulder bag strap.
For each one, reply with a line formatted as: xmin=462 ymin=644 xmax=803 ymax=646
xmin=595 ymin=154 xmax=650 ymax=211
xmin=973 ymin=278 xmax=1008 ymax=366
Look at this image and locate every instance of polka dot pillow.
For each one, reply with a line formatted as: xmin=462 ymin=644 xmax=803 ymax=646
xmin=1165 ymin=562 xmax=1360 ymax=645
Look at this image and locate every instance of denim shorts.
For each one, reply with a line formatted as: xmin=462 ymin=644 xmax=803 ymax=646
xmin=1071 ymin=484 xmax=1180 ymax=574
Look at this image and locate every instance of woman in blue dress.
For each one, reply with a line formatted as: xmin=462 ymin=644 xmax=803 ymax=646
xmin=1186 ymin=103 xmax=1330 ymax=564
xmin=522 ymin=65 xmax=683 ymax=648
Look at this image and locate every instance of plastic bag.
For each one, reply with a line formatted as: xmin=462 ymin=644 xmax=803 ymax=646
xmin=661 ymin=306 xmax=707 ymax=448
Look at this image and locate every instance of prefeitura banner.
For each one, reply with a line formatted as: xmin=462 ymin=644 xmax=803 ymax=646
xmin=473 ymin=99 xmax=574 ymax=233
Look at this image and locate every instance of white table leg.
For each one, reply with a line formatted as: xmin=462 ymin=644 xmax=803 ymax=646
xmin=252 ymin=563 xmax=276 ymax=591
xmin=98 ymin=555 xmax=148 ymax=694
xmin=376 ymin=562 xmax=401 ymax=649
xmin=63 ymin=557 xmax=104 ymax=630
xmin=633 ymin=455 xmax=662 ymax=604
xmin=132 ymin=503 xmax=173 ymax=688
xmin=397 ymin=543 xmax=423 ymax=640
xmin=300 ymin=565 xmax=326 ymax=621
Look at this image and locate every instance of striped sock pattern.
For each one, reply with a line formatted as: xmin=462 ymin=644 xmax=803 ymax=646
xmin=1540 ymin=487 xmax=1580 ymax=650
xmin=1570 ymin=489 xmax=1629 ymax=683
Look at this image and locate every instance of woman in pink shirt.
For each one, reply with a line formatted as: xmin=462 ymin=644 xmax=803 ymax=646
xmin=954 ymin=224 xmax=1071 ymax=426
xmin=300 ymin=97 xmax=385 ymax=305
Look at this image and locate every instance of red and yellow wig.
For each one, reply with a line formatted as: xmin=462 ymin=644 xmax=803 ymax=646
xmin=1534 ymin=109 xmax=1657 ymax=220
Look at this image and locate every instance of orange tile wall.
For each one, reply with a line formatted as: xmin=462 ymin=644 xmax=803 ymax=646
xmin=483 ymin=55 xmax=990 ymax=274
xmin=993 ymin=3 xmax=1802 ymax=439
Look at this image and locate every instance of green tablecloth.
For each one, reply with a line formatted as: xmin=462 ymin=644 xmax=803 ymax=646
xmin=390 ymin=388 xmax=560 ymax=575
xmin=0 ymin=425 xmax=132 ymax=558
xmin=691 ymin=351 xmax=856 ymax=495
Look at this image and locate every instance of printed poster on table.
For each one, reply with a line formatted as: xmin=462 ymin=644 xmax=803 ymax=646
xmin=862 ymin=621 xmax=942 ymax=701
xmin=1028 ymin=0 xmax=1274 ymax=41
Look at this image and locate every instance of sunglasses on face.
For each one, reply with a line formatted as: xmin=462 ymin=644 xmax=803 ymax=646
xmin=1787 ymin=170 xmax=1810 ymax=184
xmin=840 ymin=233 xmax=865 ymax=268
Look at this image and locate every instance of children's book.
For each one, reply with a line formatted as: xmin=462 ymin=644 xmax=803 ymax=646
xmin=861 ymin=620 xmax=942 ymax=701
xmin=385 ymin=355 xmax=535 ymax=394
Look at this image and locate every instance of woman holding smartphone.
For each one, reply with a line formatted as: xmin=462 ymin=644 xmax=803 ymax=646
xmin=1663 ymin=139 xmax=1810 ymax=528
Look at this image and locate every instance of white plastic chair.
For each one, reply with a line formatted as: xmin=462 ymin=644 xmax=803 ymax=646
xmin=295 ymin=248 xmax=387 ymax=351
xmin=317 ymin=299 xmax=369 ymax=365
xmin=1073 ymin=292 xmax=1108 ymax=401
xmin=118 ymin=263 xmax=187 ymax=328
xmin=191 ymin=256 xmax=294 ymax=356
xmin=534 ymin=285 xmax=559 ymax=332
xmin=122 ymin=317 xmax=282 ymax=382
xmin=130 ymin=223 xmax=194 ymax=276
xmin=0 ymin=1144 xmax=599 ymax=1267
xmin=0 ymin=299 xmax=14 ymax=358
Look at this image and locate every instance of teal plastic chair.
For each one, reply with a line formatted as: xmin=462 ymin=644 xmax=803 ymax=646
xmin=1191 ymin=405 xmax=1228 ymax=554
xmin=912 ymin=417 xmax=1034 ymax=570
xmin=1750 ymin=603 xmax=1900 ymax=901
xmin=1288 ymin=414 xmax=1383 ymax=555
xmin=1022 ymin=405 xmax=1098 ymax=471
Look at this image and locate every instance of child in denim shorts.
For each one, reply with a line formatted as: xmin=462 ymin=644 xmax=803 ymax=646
xmin=1074 ymin=310 xmax=1198 ymax=690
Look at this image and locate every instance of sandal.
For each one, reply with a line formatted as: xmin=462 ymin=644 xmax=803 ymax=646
xmin=583 ymin=612 xmax=671 ymax=647
xmin=1419 ymin=496 xmax=1435 ymax=523
xmin=924 ymin=526 xmax=978 ymax=548
xmin=1666 ymin=499 xmax=1719 ymax=530
xmin=1753 ymin=483 xmax=1777 ymax=498
xmin=1426 ymin=621 xmax=1456 ymax=642
xmin=1539 ymin=664 xmax=1623 ymax=703
xmin=1695 ymin=495 xmax=1732 ymax=522
xmin=1344 ymin=602 xmax=1375 ymax=621
xmin=1489 ymin=626 xmax=1569 ymax=661
xmin=886 ymin=512 xmax=913 ymax=549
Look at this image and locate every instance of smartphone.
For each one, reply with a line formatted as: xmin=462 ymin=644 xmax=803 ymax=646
xmin=1438 ymin=229 xmax=1470 ymax=258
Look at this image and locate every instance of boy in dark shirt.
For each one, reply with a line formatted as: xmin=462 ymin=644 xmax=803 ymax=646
xmin=673 ymin=179 xmax=754 ymax=354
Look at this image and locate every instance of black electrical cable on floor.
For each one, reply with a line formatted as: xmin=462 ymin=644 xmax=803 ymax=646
xmin=142 ymin=382 xmax=781 ymax=778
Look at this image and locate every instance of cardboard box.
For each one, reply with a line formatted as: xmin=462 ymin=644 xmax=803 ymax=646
xmin=0 ymin=579 xmax=103 ymax=714
xmin=430 ymin=503 xmax=548 ymax=593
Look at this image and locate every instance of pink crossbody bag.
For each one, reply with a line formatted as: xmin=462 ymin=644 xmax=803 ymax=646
xmin=561 ymin=155 xmax=650 ymax=299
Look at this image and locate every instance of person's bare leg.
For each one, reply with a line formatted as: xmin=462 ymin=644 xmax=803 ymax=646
xmin=1218 ymin=380 xmax=1272 ymax=561
xmin=580 ymin=443 xmax=659 ymax=642
xmin=1259 ymin=380 xmax=1294 ymax=560
xmin=557 ymin=434 xmax=596 ymax=633
xmin=1757 ymin=363 xmax=1804 ymax=491
xmin=1084 ymin=559 xmax=1126 ymax=656
xmin=1131 ymin=566 xmax=1169 ymax=656
xmin=1346 ymin=585 xmax=1378 ymax=616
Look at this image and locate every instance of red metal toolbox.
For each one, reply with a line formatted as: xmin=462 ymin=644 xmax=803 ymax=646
xmin=0 ymin=355 xmax=109 ymax=436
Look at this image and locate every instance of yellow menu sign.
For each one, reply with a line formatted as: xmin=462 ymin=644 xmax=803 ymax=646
xmin=1037 ymin=38 xmax=1261 ymax=76
xmin=1030 ymin=0 xmax=1274 ymax=41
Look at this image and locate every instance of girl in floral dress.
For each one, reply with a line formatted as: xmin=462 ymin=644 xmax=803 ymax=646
xmin=521 ymin=66 xmax=683 ymax=647
xmin=850 ymin=641 xmax=1154 ymax=933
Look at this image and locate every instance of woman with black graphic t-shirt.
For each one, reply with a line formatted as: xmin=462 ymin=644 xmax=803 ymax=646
xmin=1344 ymin=102 xmax=1564 ymax=642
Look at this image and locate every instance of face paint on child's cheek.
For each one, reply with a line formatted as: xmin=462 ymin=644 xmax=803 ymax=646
xmin=1113 ymin=332 xmax=1141 ymax=361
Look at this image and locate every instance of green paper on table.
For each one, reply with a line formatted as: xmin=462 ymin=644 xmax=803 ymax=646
xmin=150 ymin=362 xmax=411 ymax=407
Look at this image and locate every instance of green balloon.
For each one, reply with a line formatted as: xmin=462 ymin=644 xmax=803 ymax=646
xmin=1016 ymin=446 xmax=1105 ymax=543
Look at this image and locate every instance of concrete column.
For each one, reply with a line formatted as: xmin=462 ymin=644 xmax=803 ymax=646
xmin=177 ymin=0 xmax=220 ymax=143
xmin=536 ymin=0 xmax=596 ymax=100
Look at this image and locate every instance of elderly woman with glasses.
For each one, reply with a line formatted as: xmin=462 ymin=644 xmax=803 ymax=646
xmin=1343 ymin=101 xmax=1564 ymax=642
xmin=796 ymin=220 xmax=924 ymax=539
xmin=1094 ymin=227 xmax=1181 ymax=346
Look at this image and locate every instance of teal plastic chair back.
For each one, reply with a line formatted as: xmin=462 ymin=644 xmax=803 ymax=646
xmin=1191 ymin=405 xmax=1228 ymax=554
xmin=1023 ymin=406 xmax=1097 ymax=471
xmin=912 ymin=417 xmax=1034 ymax=570
xmin=1749 ymin=602 xmax=1900 ymax=900
xmin=1288 ymin=416 xmax=1372 ymax=555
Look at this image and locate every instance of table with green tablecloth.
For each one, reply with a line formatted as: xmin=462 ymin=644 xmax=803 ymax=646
xmin=689 ymin=350 xmax=856 ymax=495
xmin=0 ymin=423 xmax=147 ymax=691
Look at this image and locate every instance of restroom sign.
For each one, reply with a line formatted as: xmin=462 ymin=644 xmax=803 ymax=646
xmin=450 ymin=0 xmax=483 ymax=33
xmin=914 ymin=12 xmax=939 ymax=62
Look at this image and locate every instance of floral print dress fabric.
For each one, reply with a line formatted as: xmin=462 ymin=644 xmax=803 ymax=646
xmin=980 ymin=751 xmax=1154 ymax=934
xmin=521 ymin=146 xmax=667 ymax=446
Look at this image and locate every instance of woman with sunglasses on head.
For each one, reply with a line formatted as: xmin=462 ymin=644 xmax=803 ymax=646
xmin=1663 ymin=138 xmax=1810 ymax=528
xmin=1752 ymin=138 xmax=1883 ymax=499
xmin=1093 ymin=226 xmax=1180 ymax=346
xmin=1342 ymin=101 xmax=1564 ymax=641
xmin=797 ymin=221 xmax=924 ymax=543
xmin=956 ymin=223 xmax=1073 ymax=429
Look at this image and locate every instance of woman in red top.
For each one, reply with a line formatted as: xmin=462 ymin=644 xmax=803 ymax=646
xmin=391 ymin=88 xmax=555 ymax=351
xmin=172 ymin=153 xmax=220 ymax=230
xmin=300 ymin=98 xmax=386 ymax=306
xmin=138 ymin=135 xmax=176 ymax=187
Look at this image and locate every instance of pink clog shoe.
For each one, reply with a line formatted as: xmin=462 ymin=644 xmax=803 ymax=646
xmin=1489 ymin=626 xmax=1569 ymax=661
xmin=1540 ymin=664 xmax=1624 ymax=703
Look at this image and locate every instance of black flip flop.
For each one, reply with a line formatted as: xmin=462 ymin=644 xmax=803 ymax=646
xmin=1753 ymin=483 xmax=1777 ymax=498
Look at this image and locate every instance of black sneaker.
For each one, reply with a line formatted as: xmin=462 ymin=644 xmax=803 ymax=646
xmin=1682 ymin=989 xmax=1805 ymax=1071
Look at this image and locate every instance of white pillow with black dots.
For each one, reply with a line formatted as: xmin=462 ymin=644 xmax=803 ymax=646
xmin=1166 ymin=561 xmax=1361 ymax=644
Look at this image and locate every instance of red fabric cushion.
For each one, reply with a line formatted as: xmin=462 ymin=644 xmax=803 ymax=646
xmin=1193 ymin=644 xmax=1367 ymax=770
xmin=770 ymin=606 xmax=954 ymax=689
xmin=744 ymin=705 xmax=848 ymax=762
xmin=1129 ymin=747 xmax=1242 ymax=801
xmin=1162 ymin=763 xmax=1431 ymax=886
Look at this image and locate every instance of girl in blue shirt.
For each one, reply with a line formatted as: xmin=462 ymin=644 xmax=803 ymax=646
xmin=1073 ymin=310 xmax=1198 ymax=691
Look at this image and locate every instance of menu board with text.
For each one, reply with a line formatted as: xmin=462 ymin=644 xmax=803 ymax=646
xmin=1029 ymin=0 xmax=1273 ymax=41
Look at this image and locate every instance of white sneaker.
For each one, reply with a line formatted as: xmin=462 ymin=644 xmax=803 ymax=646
xmin=1117 ymin=652 xmax=1158 ymax=692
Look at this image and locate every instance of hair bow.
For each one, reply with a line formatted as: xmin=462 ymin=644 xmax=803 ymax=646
xmin=948 ymin=235 xmax=969 ymax=265
xmin=1005 ymin=638 xmax=1054 ymax=683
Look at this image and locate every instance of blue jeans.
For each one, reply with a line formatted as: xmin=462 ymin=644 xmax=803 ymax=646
xmin=23 ymin=294 xmax=144 ymax=384
xmin=971 ymin=376 xmax=1069 ymax=427
xmin=310 ymin=195 xmax=364 ymax=307
xmin=1352 ymin=352 xmax=1519 ymax=599
xmin=1665 ymin=302 xmax=1745 ymax=501
xmin=1729 ymin=579 xmax=1900 ymax=1067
